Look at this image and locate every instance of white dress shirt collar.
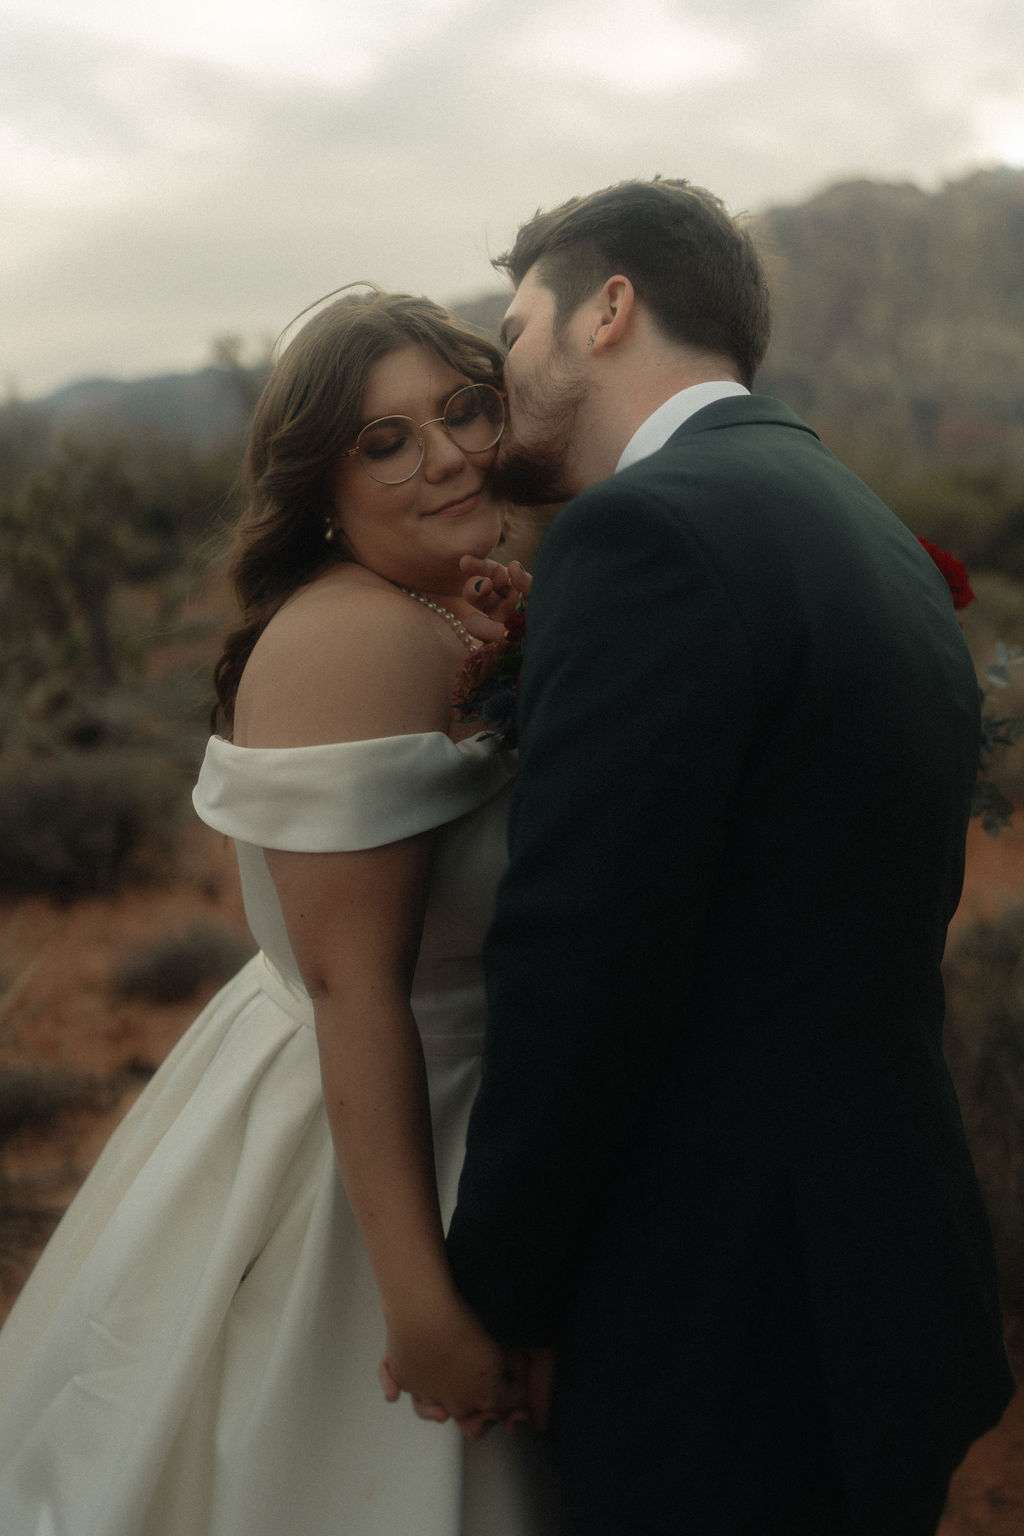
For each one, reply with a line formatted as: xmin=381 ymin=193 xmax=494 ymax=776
xmin=615 ymin=381 xmax=749 ymax=473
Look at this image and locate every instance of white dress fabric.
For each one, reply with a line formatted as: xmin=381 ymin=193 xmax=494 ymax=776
xmin=0 ymin=731 xmax=560 ymax=1536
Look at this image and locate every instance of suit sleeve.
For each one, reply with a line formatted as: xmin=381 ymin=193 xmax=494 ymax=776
xmin=445 ymin=475 xmax=759 ymax=1344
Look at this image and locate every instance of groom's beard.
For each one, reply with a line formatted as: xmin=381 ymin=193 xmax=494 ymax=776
xmin=490 ymin=362 xmax=588 ymax=506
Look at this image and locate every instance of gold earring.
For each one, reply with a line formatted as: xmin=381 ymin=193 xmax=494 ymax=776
xmin=324 ymin=520 xmax=335 ymax=542
xmin=587 ymin=336 xmax=595 ymax=347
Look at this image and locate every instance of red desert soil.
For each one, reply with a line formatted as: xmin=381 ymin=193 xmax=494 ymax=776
xmin=951 ymin=816 xmax=1024 ymax=931
xmin=0 ymin=823 xmax=247 ymax=1081
xmin=0 ymin=820 xmax=250 ymax=1314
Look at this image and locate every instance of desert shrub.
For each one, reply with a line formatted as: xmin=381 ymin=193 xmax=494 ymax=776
xmin=0 ymin=750 xmax=191 ymax=899
xmin=0 ymin=1181 xmax=62 ymax=1302
xmin=963 ymin=572 xmax=1024 ymax=649
xmin=0 ymin=1067 xmax=129 ymax=1303
xmin=892 ymin=469 xmax=1024 ymax=578
xmin=0 ymin=1064 xmax=124 ymax=1144
xmin=943 ymin=906 xmax=1024 ymax=1321
xmin=958 ymin=575 xmax=1024 ymax=823
xmin=111 ymin=921 xmax=255 ymax=1005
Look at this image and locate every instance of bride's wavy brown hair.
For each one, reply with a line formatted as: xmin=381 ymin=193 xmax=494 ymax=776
xmin=211 ymin=287 xmax=505 ymax=731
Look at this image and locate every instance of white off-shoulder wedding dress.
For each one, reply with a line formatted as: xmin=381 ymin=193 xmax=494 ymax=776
xmin=0 ymin=731 xmax=559 ymax=1536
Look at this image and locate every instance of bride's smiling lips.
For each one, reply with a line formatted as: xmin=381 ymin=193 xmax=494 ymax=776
xmin=424 ymin=488 xmax=484 ymax=517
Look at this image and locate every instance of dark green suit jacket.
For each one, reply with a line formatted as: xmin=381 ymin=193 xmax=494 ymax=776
xmin=447 ymin=396 xmax=1013 ymax=1535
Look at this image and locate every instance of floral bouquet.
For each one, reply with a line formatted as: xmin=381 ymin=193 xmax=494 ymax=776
xmin=452 ymin=602 xmax=526 ymax=750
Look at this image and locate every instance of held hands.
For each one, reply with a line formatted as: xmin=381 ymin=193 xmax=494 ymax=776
xmin=378 ymin=1292 xmax=530 ymax=1439
xmin=459 ymin=556 xmax=531 ymax=643
xmin=378 ymin=1286 xmax=555 ymax=1440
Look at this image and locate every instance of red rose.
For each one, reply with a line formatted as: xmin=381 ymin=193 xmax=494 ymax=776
xmin=918 ymin=537 xmax=976 ymax=611
xmin=505 ymin=610 xmax=527 ymax=641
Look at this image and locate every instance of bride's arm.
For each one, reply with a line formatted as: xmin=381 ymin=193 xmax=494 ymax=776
xmin=238 ymin=583 xmax=527 ymax=1429
xmin=264 ymin=836 xmax=524 ymax=1430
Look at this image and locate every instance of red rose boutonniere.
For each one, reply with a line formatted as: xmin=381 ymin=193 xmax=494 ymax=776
xmin=918 ymin=536 xmax=976 ymax=611
xmin=452 ymin=601 xmax=525 ymax=750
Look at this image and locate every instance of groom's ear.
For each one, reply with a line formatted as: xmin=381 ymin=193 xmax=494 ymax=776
xmin=588 ymin=276 xmax=636 ymax=353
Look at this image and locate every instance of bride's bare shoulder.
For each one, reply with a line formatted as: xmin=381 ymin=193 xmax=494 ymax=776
xmin=234 ymin=569 xmax=457 ymax=748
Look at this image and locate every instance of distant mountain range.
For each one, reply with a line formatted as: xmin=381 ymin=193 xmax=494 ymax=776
xmin=33 ymin=366 xmax=261 ymax=455
xmin=22 ymin=167 xmax=1024 ymax=485
xmin=753 ymin=166 xmax=1024 ymax=483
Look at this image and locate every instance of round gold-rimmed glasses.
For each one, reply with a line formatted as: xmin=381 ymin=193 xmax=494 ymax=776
xmin=340 ymin=383 xmax=506 ymax=485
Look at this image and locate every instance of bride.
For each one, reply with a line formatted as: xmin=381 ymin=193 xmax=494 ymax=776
xmin=0 ymin=288 xmax=560 ymax=1535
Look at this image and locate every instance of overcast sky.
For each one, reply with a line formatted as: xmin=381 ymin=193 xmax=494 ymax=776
xmin=3 ymin=0 xmax=1022 ymax=399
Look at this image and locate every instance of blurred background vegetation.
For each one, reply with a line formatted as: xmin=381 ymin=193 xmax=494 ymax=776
xmin=0 ymin=168 xmax=1022 ymax=1364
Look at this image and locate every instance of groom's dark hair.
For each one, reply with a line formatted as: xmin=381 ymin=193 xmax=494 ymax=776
xmin=494 ymin=177 xmax=771 ymax=388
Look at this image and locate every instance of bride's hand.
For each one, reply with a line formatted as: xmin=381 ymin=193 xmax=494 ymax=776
xmin=459 ymin=556 xmax=531 ymax=643
xmin=379 ymin=1295 xmax=530 ymax=1439
xmin=378 ymin=1356 xmax=531 ymax=1437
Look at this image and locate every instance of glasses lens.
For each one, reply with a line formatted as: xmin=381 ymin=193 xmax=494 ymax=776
xmin=443 ymin=385 xmax=505 ymax=453
xmin=356 ymin=417 xmax=423 ymax=484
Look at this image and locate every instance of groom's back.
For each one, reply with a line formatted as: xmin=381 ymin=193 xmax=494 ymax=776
xmin=647 ymin=399 xmax=979 ymax=1022
xmin=546 ymin=400 xmax=1010 ymax=1535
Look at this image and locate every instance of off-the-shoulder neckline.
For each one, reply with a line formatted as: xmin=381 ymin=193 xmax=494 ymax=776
xmin=206 ymin=731 xmax=494 ymax=756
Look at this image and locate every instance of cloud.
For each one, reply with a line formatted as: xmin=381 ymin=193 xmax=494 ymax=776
xmin=1 ymin=0 xmax=1022 ymax=395
xmin=512 ymin=0 xmax=751 ymax=92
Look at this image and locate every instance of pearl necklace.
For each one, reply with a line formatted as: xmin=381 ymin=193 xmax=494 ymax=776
xmin=398 ymin=586 xmax=480 ymax=652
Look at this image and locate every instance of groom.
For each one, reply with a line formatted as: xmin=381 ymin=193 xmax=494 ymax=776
xmin=434 ymin=179 xmax=1015 ymax=1533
